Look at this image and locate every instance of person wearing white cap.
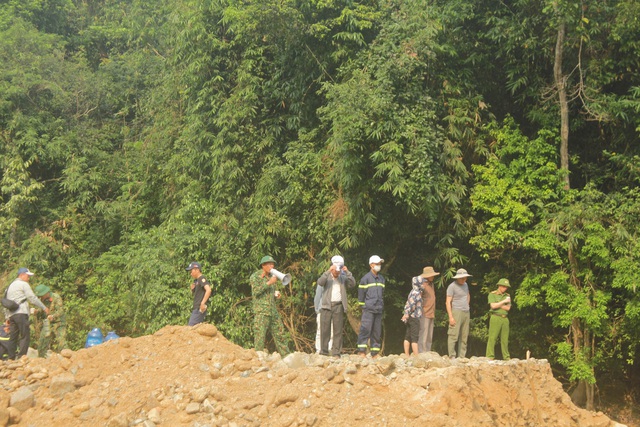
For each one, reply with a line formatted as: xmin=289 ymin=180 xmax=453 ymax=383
xmin=446 ymin=268 xmax=472 ymax=358
xmin=316 ymin=255 xmax=355 ymax=357
xmin=3 ymin=268 xmax=48 ymax=359
xmin=356 ymin=255 xmax=385 ymax=357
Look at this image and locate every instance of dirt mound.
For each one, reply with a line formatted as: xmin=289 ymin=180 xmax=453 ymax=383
xmin=0 ymin=324 xmax=627 ymax=426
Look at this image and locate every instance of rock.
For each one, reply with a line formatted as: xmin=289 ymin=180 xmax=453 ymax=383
xmin=29 ymin=372 xmax=48 ymax=380
xmin=274 ymin=385 xmax=299 ymax=406
xmin=107 ymin=412 xmax=128 ymax=427
xmin=283 ymin=352 xmax=309 ymax=369
xmin=118 ymin=337 xmax=133 ymax=348
xmin=50 ymin=373 xmax=76 ymax=398
xmin=220 ymin=364 xmax=236 ymax=376
xmin=185 ymin=402 xmax=200 ymax=414
xmin=60 ymin=349 xmax=74 ymax=358
xmin=0 ymin=408 xmax=9 ymax=426
xmin=202 ymin=399 xmax=215 ymax=413
xmin=376 ymin=357 xmax=396 ymax=375
xmin=9 ymin=387 xmax=34 ymax=412
xmin=191 ymin=387 xmax=209 ymax=403
xmin=141 ymin=420 xmax=156 ymax=427
xmin=344 ymin=364 xmax=358 ymax=375
xmin=210 ymin=368 xmax=221 ymax=379
xmin=72 ymin=402 xmax=91 ymax=417
xmin=305 ymin=414 xmax=318 ymax=426
xmin=7 ymin=407 xmax=20 ymax=424
xmin=148 ymin=407 xmax=161 ymax=423
xmin=0 ymin=390 xmax=10 ymax=408
xmin=194 ymin=323 xmax=218 ymax=337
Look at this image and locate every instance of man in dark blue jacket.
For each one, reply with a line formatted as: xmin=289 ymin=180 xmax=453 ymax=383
xmin=357 ymin=255 xmax=385 ymax=357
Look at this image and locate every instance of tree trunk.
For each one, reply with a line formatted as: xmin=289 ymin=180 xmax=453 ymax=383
xmin=553 ymin=13 xmax=570 ymax=189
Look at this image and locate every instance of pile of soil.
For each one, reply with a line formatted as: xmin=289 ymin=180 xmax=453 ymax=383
xmin=0 ymin=324 xmax=629 ymax=426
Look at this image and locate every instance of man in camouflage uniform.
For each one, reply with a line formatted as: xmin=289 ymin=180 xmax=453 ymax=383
xmin=34 ymin=284 xmax=66 ymax=357
xmin=250 ymin=256 xmax=289 ymax=355
xmin=486 ymin=278 xmax=512 ymax=360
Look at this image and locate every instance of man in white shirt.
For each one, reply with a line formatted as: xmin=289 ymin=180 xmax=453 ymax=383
xmin=4 ymin=268 xmax=48 ymax=359
xmin=316 ymin=255 xmax=355 ymax=357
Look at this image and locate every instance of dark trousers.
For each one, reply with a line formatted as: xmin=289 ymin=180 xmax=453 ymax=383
xmin=320 ymin=303 xmax=344 ymax=356
xmin=188 ymin=308 xmax=206 ymax=326
xmin=357 ymin=310 xmax=382 ymax=355
xmin=8 ymin=314 xmax=30 ymax=359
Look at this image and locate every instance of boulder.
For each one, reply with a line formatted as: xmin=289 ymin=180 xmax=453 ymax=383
xmin=9 ymin=387 xmax=34 ymax=412
xmin=50 ymin=373 xmax=77 ymax=398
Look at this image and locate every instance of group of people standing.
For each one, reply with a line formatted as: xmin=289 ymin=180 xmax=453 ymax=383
xmin=186 ymin=256 xmax=513 ymax=360
xmin=1 ymin=268 xmax=67 ymax=360
xmin=402 ymin=267 xmax=512 ymax=359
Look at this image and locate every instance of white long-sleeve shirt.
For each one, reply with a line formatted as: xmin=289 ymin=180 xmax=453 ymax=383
xmin=4 ymin=278 xmax=47 ymax=317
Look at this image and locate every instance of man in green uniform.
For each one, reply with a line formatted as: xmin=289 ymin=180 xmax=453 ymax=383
xmin=34 ymin=284 xmax=67 ymax=357
xmin=486 ymin=278 xmax=512 ymax=360
xmin=250 ymin=256 xmax=289 ymax=355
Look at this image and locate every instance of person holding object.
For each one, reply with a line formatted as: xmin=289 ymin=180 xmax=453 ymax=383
xmin=401 ymin=274 xmax=423 ymax=356
xmin=416 ymin=266 xmax=439 ymax=353
xmin=316 ymin=255 xmax=355 ymax=357
xmin=185 ymin=262 xmax=212 ymax=326
xmin=4 ymin=268 xmax=48 ymax=359
xmin=486 ymin=278 xmax=512 ymax=360
xmin=357 ymin=255 xmax=385 ymax=357
xmin=250 ymin=256 xmax=289 ymax=355
xmin=34 ymin=284 xmax=67 ymax=357
xmin=446 ymin=268 xmax=472 ymax=358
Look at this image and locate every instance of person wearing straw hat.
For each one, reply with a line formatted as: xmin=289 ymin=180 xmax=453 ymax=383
xmin=249 ymin=256 xmax=289 ymax=356
xmin=34 ymin=284 xmax=67 ymax=357
xmin=446 ymin=268 xmax=472 ymax=358
xmin=486 ymin=278 xmax=512 ymax=360
xmin=415 ymin=266 xmax=439 ymax=353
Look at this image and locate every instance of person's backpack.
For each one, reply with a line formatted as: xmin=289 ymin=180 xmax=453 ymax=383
xmin=1 ymin=286 xmax=23 ymax=311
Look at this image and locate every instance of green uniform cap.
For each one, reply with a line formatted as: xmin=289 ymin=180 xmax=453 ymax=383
xmin=259 ymin=255 xmax=276 ymax=266
xmin=34 ymin=284 xmax=51 ymax=297
xmin=497 ymin=278 xmax=511 ymax=288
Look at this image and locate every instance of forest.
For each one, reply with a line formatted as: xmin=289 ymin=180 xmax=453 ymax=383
xmin=1 ymin=0 xmax=639 ymax=414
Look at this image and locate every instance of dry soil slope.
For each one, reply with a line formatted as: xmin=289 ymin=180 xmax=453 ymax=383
xmin=0 ymin=324 xmax=627 ymax=427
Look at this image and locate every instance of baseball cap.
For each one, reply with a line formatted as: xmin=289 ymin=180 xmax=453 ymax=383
xmin=368 ymin=255 xmax=384 ymax=265
xmin=185 ymin=262 xmax=202 ymax=271
xmin=331 ymin=255 xmax=344 ymax=265
xmin=17 ymin=268 xmax=34 ymax=276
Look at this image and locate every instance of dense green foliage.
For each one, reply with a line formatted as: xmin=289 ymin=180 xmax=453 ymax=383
xmin=1 ymin=0 xmax=639 ymax=409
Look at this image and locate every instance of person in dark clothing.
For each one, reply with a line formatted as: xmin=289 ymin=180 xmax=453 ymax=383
xmin=185 ymin=262 xmax=212 ymax=326
xmin=0 ymin=321 xmax=10 ymax=360
xmin=357 ymin=255 xmax=385 ymax=357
